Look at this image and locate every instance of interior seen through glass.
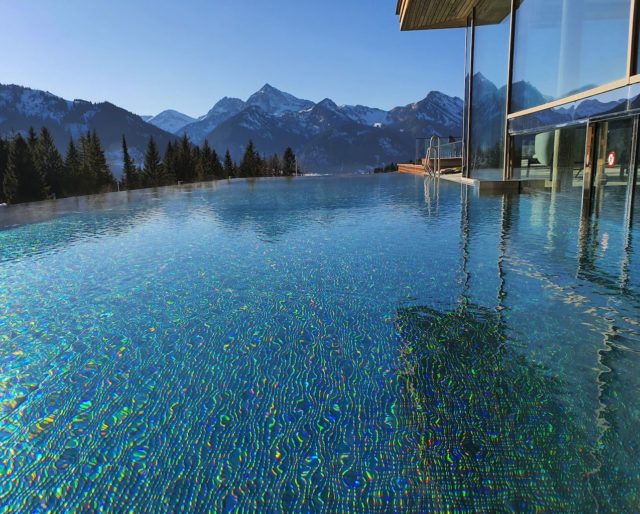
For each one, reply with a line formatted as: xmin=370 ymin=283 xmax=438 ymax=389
xmin=511 ymin=125 xmax=587 ymax=196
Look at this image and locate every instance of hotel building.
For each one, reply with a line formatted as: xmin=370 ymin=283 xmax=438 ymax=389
xmin=397 ymin=0 xmax=640 ymax=223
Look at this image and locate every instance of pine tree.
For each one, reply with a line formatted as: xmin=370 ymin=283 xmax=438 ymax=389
xmin=200 ymin=140 xmax=214 ymax=180
xmin=27 ymin=127 xmax=39 ymax=158
xmin=240 ymin=140 xmax=262 ymax=178
xmin=283 ymin=147 xmax=296 ymax=176
xmin=63 ymin=139 xmax=82 ymax=197
xmin=37 ymin=127 xmax=64 ymax=198
xmin=3 ymin=138 xmax=20 ymax=204
xmin=90 ymin=130 xmax=114 ymax=191
xmin=164 ymin=141 xmax=177 ymax=185
xmin=78 ymin=132 xmax=95 ymax=194
xmin=122 ymin=135 xmax=139 ymax=190
xmin=176 ymin=134 xmax=195 ymax=183
xmin=267 ymin=154 xmax=281 ymax=176
xmin=26 ymin=127 xmax=49 ymax=198
xmin=223 ymin=149 xmax=235 ymax=178
xmin=211 ymin=148 xmax=224 ymax=179
xmin=192 ymin=145 xmax=204 ymax=182
xmin=0 ymin=138 xmax=8 ymax=203
xmin=144 ymin=136 xmax=163 ymax=187
xmin=4 ymin=133 xmax=46 ymax=203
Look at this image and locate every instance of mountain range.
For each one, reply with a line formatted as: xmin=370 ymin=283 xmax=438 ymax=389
xmin=0 ymin=82 xmax=464 ymax=176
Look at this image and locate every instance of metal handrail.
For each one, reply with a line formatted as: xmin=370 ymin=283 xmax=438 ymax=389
xmin=424 ymin=137 xmax=464 ymax=176
xmin=424 ymin=135 xmax=438 ymax=176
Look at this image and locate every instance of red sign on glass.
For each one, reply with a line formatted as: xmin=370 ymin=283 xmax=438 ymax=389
xmin=607 ymin=151 xmax=617 ymax=168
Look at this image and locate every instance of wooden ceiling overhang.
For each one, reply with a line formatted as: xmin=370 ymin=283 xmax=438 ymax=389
xmin=395 ymin=0 xmax=510 ymax=30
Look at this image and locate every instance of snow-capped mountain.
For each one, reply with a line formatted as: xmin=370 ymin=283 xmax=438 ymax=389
xmin=146 ymin=83 xmax=465 ymax=172
xmin=146 ymin=109 xmax=196 ymax=134
xmin=1 ymin=81 xmax=469 ymax=175
xmin=191 ymin=85 xmax=464 ymax=173
xmin=245 ymin=83 xmax=314 ymax=117
xmin=389 ymin=91 xmax=463 ymax=135
xmin=181 ymin=97 xmax=245 ymax=143
xmin=0 ymin=84 xmax=175 ymax=177
xmin=298 ymin=98 xmax=353 ymax=132
xmin=340 ymin=104 xmax=391 ymax=126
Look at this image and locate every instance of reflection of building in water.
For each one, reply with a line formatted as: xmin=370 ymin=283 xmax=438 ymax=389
xmin=392 ymin=182 xmax=640 ymax=510
xmin=395 ymin=303 xmax=595 ymax=511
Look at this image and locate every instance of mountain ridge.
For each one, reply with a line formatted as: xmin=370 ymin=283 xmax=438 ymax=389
xmin=0 ymin=82 xmax=465 ymax=175
xmin=0 ymin=83 xmax=176 ymax=177
xmin=144 ymin=83 xmax=464 ymax=172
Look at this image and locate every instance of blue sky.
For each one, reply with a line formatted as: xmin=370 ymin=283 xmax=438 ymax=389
xmin=1 ymin=0 xmax=465 ymax=117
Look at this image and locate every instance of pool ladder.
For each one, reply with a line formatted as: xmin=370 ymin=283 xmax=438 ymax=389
xmin=424 ymin=136 xmax=440 ymax=177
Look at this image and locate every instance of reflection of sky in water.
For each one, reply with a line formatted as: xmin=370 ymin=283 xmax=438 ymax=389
xmin=0 ymin=174 xmax=638 ymax=511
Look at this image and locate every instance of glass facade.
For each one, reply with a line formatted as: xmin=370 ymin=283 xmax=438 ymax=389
xmin=631 ymin=119 xmax=639 ymax=223
xmin=509 ymin=85 xmax=640 ymax=135
xmin=511 ymin=0 xmax=631 ymax=112
xmin=511 ymin=125 xmax=586 ymax=196
xmin=469 ymin=4 xmax=511 ymax=180
xmin=590 ymin=119 xmax=634 ymax=216
xmin=635 ymin=149 xmax=640 ymax=221
xmin=637 ymin=0 xmax=640 ymax=77
xmin=459 ymin=0 xmax=640 ymax=211
xmin=463 ymin=15 xmax=472 ymax=176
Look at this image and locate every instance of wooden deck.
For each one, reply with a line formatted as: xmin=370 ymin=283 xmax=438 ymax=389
xmin=398 ymin=163 xmax=425 ymax=175
xmin=398 ymin=156 xmax=463 ymax=176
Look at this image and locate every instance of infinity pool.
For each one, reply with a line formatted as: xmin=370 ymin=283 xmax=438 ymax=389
xmin=0 ymin=174 xmax=638 ymax=512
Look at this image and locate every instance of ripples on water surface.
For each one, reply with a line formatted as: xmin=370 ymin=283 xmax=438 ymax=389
xmin=0 ymin=174 xmax=638 ymax=512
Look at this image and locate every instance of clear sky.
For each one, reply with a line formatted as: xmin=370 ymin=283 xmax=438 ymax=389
xmin=1 ymin=0 xmax=465 ymax=117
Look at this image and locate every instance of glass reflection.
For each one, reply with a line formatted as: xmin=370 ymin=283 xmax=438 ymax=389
xmin=509 ymin=84 xmax=640 ymax=135
xmin=512 ymin=0 xmax=631 ymax=112
xmin=631 ymin=135 xmax=640 ymax=223
xmin=591 ymin=118 xmax=634 ymax=218
xmin=463 ymin=16 xmax=472 ymax=176
xmin=636 ymin=148 xmax=640 ymax=222
xmin=512 ymin=125 xmax=586 ymax=195
xmin=469 ymin=4 xmax=511 ymax=180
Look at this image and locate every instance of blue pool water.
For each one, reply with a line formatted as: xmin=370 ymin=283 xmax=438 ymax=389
xmin=0 ymin=174 xmax=639 ymax=512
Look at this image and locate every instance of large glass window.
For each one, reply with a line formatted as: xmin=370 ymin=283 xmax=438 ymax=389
xmin=463 ymin=16 xmax=472 ymax=176
xmin=469 ymin=5 xmax=511 ymax=180
xmin=511 ymin=125 xmax=586 ymax=198
xmin=636 ymin=0 xmax=640 ymax=77
xmin=510 ymin=86 xmax=632 ymax=134
xmin=631 ymin=125 xmax=640 ymax=222
xmin=512 ymin=0 xmax=631 ymax=112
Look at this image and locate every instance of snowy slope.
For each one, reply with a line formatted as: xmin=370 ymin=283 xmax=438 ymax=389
xmin=147 ymin=109 xmax=196 ymax=134
xmin=0 ymin=83 xmax=175 ymax=179
xmin=0 ymin=81 xmax=471 ymax=175
xmin=203 ymin=88 xmax=465 ymax=173
xmin=245 ymin=84 xmax=314 ymax=117
xmin=182 ymin=97 xmax=245 ymax=143
xmin=340 ymin=104 xmax=391 ymax=126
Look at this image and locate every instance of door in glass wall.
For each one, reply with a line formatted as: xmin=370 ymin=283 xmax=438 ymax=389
xmin=512 ymin=125 xmax=586 ymax=200
xmin=630 ymin=134 xmax=640 ymax=292
xmin=635 ymin=140 xmax=640 ymax=223
xmin=590 ymin=118 xmax=635 ymax=219
xmin=580 ymin=117 xmax=636 ymax=286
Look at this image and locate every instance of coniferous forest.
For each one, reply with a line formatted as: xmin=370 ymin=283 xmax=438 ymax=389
xmin=0 ymin=128 xmax=300 ymax=205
